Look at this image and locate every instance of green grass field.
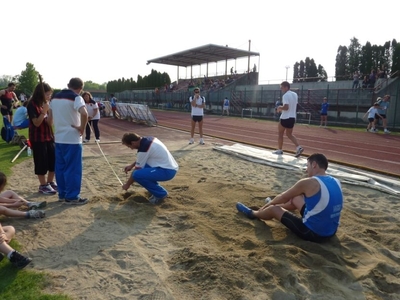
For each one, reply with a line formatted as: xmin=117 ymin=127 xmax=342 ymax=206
xmin=0 ymin=128 xmax=71 ymax=300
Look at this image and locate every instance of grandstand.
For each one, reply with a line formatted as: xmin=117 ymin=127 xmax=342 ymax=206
xmin=114 ymin=45 xmax=400 ymax=130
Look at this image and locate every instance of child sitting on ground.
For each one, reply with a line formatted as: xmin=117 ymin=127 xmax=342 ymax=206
xmin=0 ymin=222 xmax=32 ymax=268
xmin=0 ymin=172 xmax=46 ymax=219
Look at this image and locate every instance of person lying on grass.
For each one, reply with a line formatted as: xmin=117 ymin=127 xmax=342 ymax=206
xmin=0 ymin=172 xmax=45 ymax=218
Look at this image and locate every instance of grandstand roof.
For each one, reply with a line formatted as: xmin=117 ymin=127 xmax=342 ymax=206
xmin=146 ymin=44 xmax=260 ymax=67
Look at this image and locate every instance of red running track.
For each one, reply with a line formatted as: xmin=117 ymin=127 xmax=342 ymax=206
xmin=98 ymin=110 xmax=400 ymax=178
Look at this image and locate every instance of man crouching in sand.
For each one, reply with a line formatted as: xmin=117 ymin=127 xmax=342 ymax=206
xmin=121 ymin=133 xmax=179 ymax=204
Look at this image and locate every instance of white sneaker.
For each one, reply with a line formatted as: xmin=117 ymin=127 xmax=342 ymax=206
xmin=83 ymin=139 xmax=89 ymax=143
xmin=294 ymin=147 xmax=304 ymax=158
xmin=384 ymin=129 xmax=391 ymax=134
xmin=272 ymin=149 xmax=283 ymax=155
xmin=188 ymin=138 xmax=194 ymax=144
xmin=95 ymin=139 xmax=100 ymax=142
xmin=199 ymin=138 xmax=205 ymax=145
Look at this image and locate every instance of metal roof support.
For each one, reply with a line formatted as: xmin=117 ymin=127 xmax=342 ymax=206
xmin=225 ymin=58 xmax=228 ymax=79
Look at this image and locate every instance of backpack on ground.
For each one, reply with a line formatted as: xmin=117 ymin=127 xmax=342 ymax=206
xmin=1 ymin=116 xmax=16 ymax=143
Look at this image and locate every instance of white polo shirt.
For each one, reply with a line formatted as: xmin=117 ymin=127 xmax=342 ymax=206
xmin=50 ymin=89 xmax=85 ymax=144
xmin=280 ymin=90 xmax=298 ymax=119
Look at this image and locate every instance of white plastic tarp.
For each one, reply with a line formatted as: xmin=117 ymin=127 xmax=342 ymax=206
xmin=213 ymin=143 xmax=400 ymax=196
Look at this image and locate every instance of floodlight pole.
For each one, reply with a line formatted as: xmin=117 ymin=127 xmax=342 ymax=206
xmin=247 ymin=40 xmax=251 ymax=73
xmin=285 ymin=65 xmax=290 ymax=81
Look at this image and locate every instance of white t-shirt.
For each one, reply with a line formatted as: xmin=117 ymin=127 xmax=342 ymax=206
xmin=13 ymin=106 xmax=28 ymax=126
xmin=86 ymin=102 xmax=100 ymax=120
xmin=280 ymin=90 xmax=298 ymax=119
xmin=135 ymin=137 xmax=179 ymax=171
xmin=50 ymin=89 xmax=86 ymax=144
xmin=367 ymin=107 xmax=378 ymax=119
xmin=190 ymin=95 xmax=205 ymax=116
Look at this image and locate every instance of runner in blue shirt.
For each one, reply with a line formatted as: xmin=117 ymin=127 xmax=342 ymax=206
xmin=320 ymin=97 xmax=329 ymax=127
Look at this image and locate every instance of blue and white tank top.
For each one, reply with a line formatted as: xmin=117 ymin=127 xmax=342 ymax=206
xmin=302 ymin=175 xmax=343 ymax=236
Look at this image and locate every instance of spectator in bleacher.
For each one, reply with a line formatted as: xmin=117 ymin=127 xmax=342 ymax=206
xmin=352 ymin=71 xmax=360 ymax=91
xmin=361 ymin=75 xmax=369 ymax=90
xmin=368 ymin=70 xmax=376 ymax=90
xmin=188 ymin=87 xmax=205 ymax=145
xmin=376 ymin=66 xmax=387 ymax=90
xmin=320 ymin=97 xmax=329 ymax=127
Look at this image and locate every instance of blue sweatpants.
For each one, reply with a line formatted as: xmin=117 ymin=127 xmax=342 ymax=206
xmin=133 ymin=165 xmax=177 ymax=198
xmin=55 ymin=143 xmax=83 ymax=200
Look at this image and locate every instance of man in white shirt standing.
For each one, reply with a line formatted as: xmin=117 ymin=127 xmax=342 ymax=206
xmin=273 ymin=81 xmax=304 ymax=157
xmin=188 ymin=87 xmax=205 ymax=145
xmin=49 ymin=78 xmax=89 ymax=205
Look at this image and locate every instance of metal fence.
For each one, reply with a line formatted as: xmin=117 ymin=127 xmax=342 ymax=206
xmin=115 ymin=78 xmax=400 ymax=130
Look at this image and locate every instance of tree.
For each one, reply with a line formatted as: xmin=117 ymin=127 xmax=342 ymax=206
xmin=305 ymin=57 xmax=318 ymax=81
xmin=292 ymin=58 xmax=324 ymax=82
xmin=359 ymin=42 xmax=373 ymax=76
xmin=299 ymin=60 xmax=305 ymax=81
xmin=0 ymin=75 xmax=18 ymax=88
xmin=18 ymin=62 xmax=39 ymax=95
xmin=84 ymin=80 xmax=106 ymax=91
xmin=292 ymin=62 xmax=300 ymax=83
xmin=317 ymin=64 xmax=327 ymax=81
xmin=348 ymin=37 xmax=361 ymax=74
xmin=391 ymin=43 xmax=400 ymax=77
xmin=335 ymin=45 xmax=348 ymax=81
xmin=106 ymin=69 xmax=171 ymax=93
xmin=390 ymin=39 xmax=398 ymax=76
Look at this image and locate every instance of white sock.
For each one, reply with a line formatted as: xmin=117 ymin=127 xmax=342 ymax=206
xmin=7 ymin=250 xmax=15 ymax=259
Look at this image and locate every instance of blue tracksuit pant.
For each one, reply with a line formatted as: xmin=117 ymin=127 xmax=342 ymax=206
xmin=133 ymin=165 xmax=177 ymax=198
xmin=55 ymin=143 xmax=83 ymax=200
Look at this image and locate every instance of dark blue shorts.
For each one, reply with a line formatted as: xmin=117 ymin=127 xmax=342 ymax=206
xmin=280 ymin=117 xmax=295 ymax=129
xmin=280 ymin=205 xmax=334 ymax=242
xmin=192 ymin=116 xmax=203 ymax=122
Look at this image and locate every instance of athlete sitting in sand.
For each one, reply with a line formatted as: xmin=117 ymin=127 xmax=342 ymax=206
xmin=236 ymin=153 xmax=343 ymax=243
xmin=0 ymin=172 xmax=46 ymax=218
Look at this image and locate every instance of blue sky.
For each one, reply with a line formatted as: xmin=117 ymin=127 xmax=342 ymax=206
xmin=3 ymin=0 xmax=398 ymax=89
